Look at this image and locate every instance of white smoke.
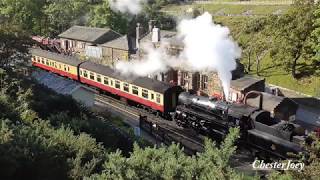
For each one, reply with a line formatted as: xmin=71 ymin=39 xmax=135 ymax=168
xmin=109 ymin=0 xmax=145 ymax=14
xmin=116 ymin=12 xmax=241 ymax=97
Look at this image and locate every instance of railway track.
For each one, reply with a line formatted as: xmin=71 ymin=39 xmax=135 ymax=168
xmin=95 ymin=93 xmax=205 ymax=154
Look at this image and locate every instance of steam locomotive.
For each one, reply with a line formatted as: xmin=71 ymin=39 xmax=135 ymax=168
xmin=173 ymin=92 xmax=306 ymax=158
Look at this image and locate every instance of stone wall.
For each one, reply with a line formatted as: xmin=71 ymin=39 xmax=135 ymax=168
xmin=102 ymin=47 xmax=129 ymax=67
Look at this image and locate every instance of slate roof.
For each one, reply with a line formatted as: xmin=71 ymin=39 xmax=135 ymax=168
xmin=231 ymin=76 xmax=265 ymax=91
xmin=80 ymin=61 xmax=174 ymax=94
xmin=246 ymin=92 xmax=298 ymax=113
xmin=30 ymin=48 xmax=81 ymax=66
xmin=58 ymin=26 xmax=121 ymax=44
xmin=140 ymin=30 xmax=184 ymax=48
xmin=102 ymin=35 xmax=130 ymax=50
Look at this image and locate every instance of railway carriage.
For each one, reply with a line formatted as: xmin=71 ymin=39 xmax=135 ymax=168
xmin=30 ymin=48 xmax=182 ymax=116
xmin=31 ymin=48 xmax=81 ymax=80
xmin=79 ymin=61 xmax=183 ymax=115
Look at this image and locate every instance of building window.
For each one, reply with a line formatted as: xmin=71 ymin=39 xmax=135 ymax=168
xmin=142 ymin=89 xmax=148 ymax=99
xmin=104 ymin=77 xmax=109 ymax=85
xmin=123 ymin=83 xmax=129 ymax=92
xmin=151 ymin=93 xmax=154 ymax=100
xmin=115 ymin=81 xmax=120 ymax=89
xmin=90 ymin=72 xmax=95 ymax=80
xmin=97 ymin=75 xmax=101 ymax=82
xmin=83 ymin=70 xmax=88 ymax=78
xmin=201 ymin=75 xmax=208 ymax=90
xmin=156 ymin=94 xmax=161 ymax=103
xmin=181 ymin=72 xmax=189 ymax=86
xmin=132 ymin=86 xmax=139 ymax=95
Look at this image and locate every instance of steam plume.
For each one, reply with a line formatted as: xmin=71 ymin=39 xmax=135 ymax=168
xmin=116 ymin=12 xmax=241 ymax=97
xmin=109 ymin=0 xmax=145 ymax=14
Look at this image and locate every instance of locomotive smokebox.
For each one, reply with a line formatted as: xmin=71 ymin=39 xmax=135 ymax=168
xmin=178 ymin=92 xmax=193 ymax=106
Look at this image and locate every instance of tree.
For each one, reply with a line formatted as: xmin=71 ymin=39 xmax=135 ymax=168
xmin=89 ymin=128 xmax=246 ymax=180
xmin=311 ymin=1 xmax=320 ymax=62
xmin=270 ymin=0 xmax=315 ymax=78
xmin=88 ymin=0 xmax=128 ymax=35
xmin=0 ymin=25 xmax=31 ymax=68
xmin=44 ymin=0 xmax=89 ymax=36
xmin=88 ymin=0 xmax=176 ymax=36
xmin=0 ymin=0 xmax=46 ymax=34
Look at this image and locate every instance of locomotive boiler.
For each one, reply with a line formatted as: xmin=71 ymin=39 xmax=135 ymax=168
xmin=173 ymin=92 xmax=306 ymax=158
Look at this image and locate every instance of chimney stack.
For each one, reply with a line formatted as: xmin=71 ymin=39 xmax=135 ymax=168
xmin=152 ymin=26 xmax=160 ymax=43
xmin=136 ymin=23 xmax=142 ymax=49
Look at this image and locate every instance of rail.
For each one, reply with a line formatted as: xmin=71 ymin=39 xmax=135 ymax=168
xmin=95 ymin=94 xmax=204 ymax=155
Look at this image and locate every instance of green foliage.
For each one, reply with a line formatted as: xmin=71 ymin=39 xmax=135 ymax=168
xmin=88 ymin=128 xmax=245 ymax=180
xmin=88 ymin=0 xmax=128 ymax=35
xmin=311 ymin=1 xmax=320 ymax=62
xmin=44 ymin=0 xmax=89 ymax=36
xmin=0 ymin=25 xmax=31 ymax=67
xmin=88 ymin=0 xmax=176 ymax=36
xmin=0 ymin=0 xmax=46 ymax=33
xmin=0 ymin=118 xmax=105 ymax=179
xmin=269 ymin=0 xmax=315 ymax=78
xmin=0 ymin=0 xmax=89 ymax=36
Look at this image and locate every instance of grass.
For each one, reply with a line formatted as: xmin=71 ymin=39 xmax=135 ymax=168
xmin=240 ymin=52 xmax=320 ymax=97
xmin=162 ymin=4 xmax=290 ymax=16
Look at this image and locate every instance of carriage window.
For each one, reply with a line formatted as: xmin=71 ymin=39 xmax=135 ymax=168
xmin=115 ymin=81 xmax=120 ymax=89
xmin=64 ymin=65 xmax=67 ymax=71
xmin=90 ymin=72 xmax=95 ymax=80
xmin=151 ymin=93 xmax=154 ymax=100
xmin=54 ymin=63 xmax=57 ymax=68
xmin=104 ymin=77 xmax=109 ymax=85
xmin=46 ymin=60 xmax=49 ymax=66
xmin=97 ymin=75 xmax=101 ymax=83
xmin=67 ymin=66 xmax=70 ymax=71
xmin=110 ymin=80 xmax=114 ymax=86
xmin=123 ymin=83 xmax=129 ymax=92
xmin=132 ymin=86 xmax=139 ymax=95
xmin=80 ymin=70 xmax=83 ymax=76
xmin=41 ymin=58 xmax=45 ymax=64
xmin=156 ymin=94 xmax=161 ymax=103
xmin=59 ymin=64 xmax=61 ymax=69
xmin=83 ymin=70 xmax=88 ymax=78
xmin=142 ymin=89 xmax=148 ymax=99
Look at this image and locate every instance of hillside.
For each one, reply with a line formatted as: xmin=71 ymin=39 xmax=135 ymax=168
xmin=162 ymin=1 xmax=320 ymax=97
